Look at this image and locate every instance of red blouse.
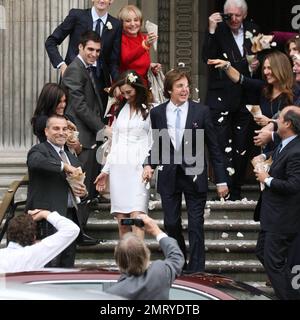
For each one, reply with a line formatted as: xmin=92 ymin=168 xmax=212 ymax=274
xmin=120 ymin=32 xmax=151 ymax=85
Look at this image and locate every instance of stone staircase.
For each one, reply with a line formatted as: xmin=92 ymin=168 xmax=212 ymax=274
xmin=1 ymin=172 xmax=270 ymax=290
xmin=75 ymin=192 xmax=265 ymax=283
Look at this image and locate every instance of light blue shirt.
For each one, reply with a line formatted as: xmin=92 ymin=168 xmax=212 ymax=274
xmin=166 ymin=100 xmax=188 ymax=149
xmin=91 ymin=7 xmax=108 ymax=34
xmin=264 ymin=135 xmax=297 ymax=187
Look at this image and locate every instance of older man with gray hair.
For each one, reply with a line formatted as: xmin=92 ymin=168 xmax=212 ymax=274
xmin=202 ymin=0 xmax=261 ymax=201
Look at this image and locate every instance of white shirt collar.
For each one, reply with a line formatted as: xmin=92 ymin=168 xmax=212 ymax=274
xmin=168 ymin=100 xmax=188 ymax=112
xmin=7 ymin=242 xmax=23 ymax=249
xmin=77 ymin=54 xmax=90 ymax=68
xmin=281 ymin=135 xmax=297 ymax=149
xmin=91 ymin=7 xmax=108 ymax=24
xmin=47 ymin=140 xmax=65 ymax=154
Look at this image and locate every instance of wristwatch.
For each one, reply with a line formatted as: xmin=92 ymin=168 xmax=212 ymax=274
xmin=267 ymin=120 xmax=278 ymax=131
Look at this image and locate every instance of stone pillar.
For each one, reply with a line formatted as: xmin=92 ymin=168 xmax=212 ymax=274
xmin=0 ymin=0 xmax=89 ymax=154
xmin=0 ymin=0 xmax=89 ymax=191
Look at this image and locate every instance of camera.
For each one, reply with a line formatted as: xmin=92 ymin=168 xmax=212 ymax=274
xmin=220 ymin=13 xmax=232 ymax=21
xmin=121 ymin=218 xmax=145 ymax=228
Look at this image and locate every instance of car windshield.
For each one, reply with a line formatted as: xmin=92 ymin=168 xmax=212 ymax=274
xmin=213 ymin=282 xmax=271 ymax=300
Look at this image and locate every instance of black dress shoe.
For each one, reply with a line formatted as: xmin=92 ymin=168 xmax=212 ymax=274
xmin=78 ymin=233 xmax=104 ymax=246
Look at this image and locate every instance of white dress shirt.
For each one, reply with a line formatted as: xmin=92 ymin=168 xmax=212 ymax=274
xmin=232 ymin=25 xmax=244 ymax=57
xmin=0 ymin=212 xmax=79 ymax=273
xmin=166 ymin=100 xmax=188 ymax=149
xmin=264 ymin=135 xmax=297 ymax=187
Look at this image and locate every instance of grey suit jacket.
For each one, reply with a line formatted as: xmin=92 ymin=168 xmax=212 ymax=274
xmin=62 ymin=57 xmax=104 ymax=148
xmin=106 ymin=237 xmax=185 ymax=300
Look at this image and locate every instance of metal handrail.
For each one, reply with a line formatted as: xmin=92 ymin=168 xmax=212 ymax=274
xmin=0 ymin=175 xmax=28 ymax=242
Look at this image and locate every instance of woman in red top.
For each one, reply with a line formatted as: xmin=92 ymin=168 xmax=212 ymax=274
xmin=118 ymin=5 xmax=161 ymax=86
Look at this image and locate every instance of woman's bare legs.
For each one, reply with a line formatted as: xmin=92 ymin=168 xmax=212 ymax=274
xmin=131 ymin=211 xmax=145 ymax=240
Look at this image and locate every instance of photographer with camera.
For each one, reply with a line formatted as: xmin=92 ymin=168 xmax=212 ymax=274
xmin=202 ymin=0 xmax=261 ymax=201
xmin=106 ymin=214 xmax=185 ymax=300
xmin=0 ymin=209 xmax=80 ymax=273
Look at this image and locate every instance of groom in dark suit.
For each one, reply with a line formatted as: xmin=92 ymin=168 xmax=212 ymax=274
xmin=45 ymin=0 xmax=121 ymax=106
xmin=143 ymin=69 xmax=228 ymax=272
xmin=26 ymin=115 xmax=88 ymax=267
xmin=253 ymin=106 xmax=300 ymax=300
xmin=62 ymin=31 xmax=105 ymax=225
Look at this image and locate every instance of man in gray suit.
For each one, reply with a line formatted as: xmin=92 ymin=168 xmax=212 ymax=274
xmin=106 ymin=214 xmax=185 ymax=300
xmin=62 ymin=31 xmax=105 ymax=226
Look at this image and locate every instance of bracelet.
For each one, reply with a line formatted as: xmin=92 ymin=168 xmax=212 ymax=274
xmin=142 ymin=40 xmax=151 ymax=50
xmin=222 ymin=61 xmax=231 ymax=71
xmin=238 ymin=73 xmax=244 ymax=84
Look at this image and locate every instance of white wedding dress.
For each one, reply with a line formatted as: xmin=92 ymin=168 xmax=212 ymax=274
xmin=102 ymin=103 xmax=152 ymax=214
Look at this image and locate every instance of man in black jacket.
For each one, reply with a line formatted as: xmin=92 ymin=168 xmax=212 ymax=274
xmin=202 ymin=0 xmax=260 ymax=200
xmin=45 ymin=0 xmax=121 ymax=107
xmin=253 ymin=106 xmax=300 ymax=300
xmin=26 ymin=115 xmax=88 ymax=267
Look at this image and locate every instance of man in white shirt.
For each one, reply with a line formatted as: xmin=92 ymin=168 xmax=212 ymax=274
xmin=0 ymin=209 xmax=79 ymax=273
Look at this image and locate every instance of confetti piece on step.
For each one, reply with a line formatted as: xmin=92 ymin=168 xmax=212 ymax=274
xmin=225 ymin=247 xmax=230 ymax=252
xmin=221 ymin=232 xmax=229 ymax=239
xmin=220 ymin=197 xmax=225 ymax=204
xmin=237 ymin=232 xmax=244 ymax=238
xmin=223 ymin=215 xmax=228 ymax=219
xmin=142 ymin=104 xmax=147 ymax=109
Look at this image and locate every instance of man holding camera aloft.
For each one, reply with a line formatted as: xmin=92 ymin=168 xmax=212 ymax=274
xmin=106 ymin=214 xmax=185 ymax=300
xmin=202 ymin=0 xmax=260 ymax=201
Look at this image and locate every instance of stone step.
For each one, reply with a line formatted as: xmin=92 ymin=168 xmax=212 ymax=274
xmin=74 ymin=259 xmax=266 ymax=282
xmin=84 ymin=217 xmax=260 ymax=240
xmin=90 ymin=199 xmax=258 ymax=220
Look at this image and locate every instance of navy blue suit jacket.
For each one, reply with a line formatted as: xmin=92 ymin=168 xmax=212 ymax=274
xmin=147 ymin=100 xmax=227 ymax=194
xmin=258 ymin=136 xmax=300 ymax=233
xmin=45 ymin=8 xmax=122 ymax=84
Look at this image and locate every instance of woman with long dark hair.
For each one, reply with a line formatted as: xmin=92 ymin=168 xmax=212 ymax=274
xmin=31 ymin=83 xmax=81 ymax=154
xmin=95 ymin=70 xmax=152 ymax=239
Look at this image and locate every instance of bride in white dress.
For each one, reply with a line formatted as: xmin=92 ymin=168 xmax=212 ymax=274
xmin=95 ymin=70 xmax=152 ymax=238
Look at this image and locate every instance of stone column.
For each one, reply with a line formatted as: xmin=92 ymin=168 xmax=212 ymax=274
xmin=0 ymin=0 xmax=89 ymax=191
xmin=0 ymin=0 xmax=89 ymax=153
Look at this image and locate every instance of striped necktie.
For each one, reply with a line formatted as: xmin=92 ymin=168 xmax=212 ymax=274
xmin=59 ymin=149 xmax=78 ymax=209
